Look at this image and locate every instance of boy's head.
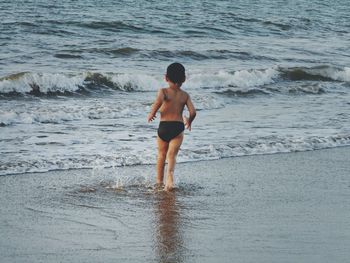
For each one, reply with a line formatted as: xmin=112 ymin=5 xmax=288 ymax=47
xmin=166 ymin=63 xmax=186 ymax=86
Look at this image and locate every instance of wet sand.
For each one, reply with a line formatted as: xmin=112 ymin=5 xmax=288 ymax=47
xmin=1 ymin=147 xmax=350 ymax=263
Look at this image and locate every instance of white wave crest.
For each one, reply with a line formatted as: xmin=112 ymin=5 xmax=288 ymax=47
xmin=0 ymin=72 xmax=164 ymax=94
xmin=109 ymin=73 xmax=163 ymax=91
xmin=292 ymin=66 xmax=350 ymax=82
xmin=0 ymin=66 xmax=348 ymax=96
xmin=328 ymin=67 xmax=350 ymax=82
xmin=186 ymin=67 xmax=278 ymax=90
xmin=0 ymin=72 xmax=85 ymax=94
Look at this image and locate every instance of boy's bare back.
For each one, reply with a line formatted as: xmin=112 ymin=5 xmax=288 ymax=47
xmin=159 ymin=87 xmax=188 ymax=122
xmin=150 ymin=86 xmax=196 ymax=127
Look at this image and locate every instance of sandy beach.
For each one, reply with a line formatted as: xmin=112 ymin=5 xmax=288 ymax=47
xmin=1 ymin=147 xmax=349 ymax=263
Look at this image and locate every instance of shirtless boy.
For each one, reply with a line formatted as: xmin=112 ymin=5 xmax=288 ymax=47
xmin=147 ymin=63 xmax=196 ymax=191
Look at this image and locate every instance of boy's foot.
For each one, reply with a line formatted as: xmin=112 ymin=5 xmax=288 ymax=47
xmin=164 ymin=184 xmax=174 ymax=191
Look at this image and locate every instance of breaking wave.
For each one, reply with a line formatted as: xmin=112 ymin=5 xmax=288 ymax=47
xmin=0 ymin=65 xmax=349 ymax=98
xmin=280 ymin=66 xmax=350 ymax=82
xmin=0 ymin=72 xmax=160 ymax=97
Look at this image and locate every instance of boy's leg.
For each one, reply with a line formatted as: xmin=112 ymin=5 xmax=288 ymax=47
xmin=157 ymin=137 xmax=169 ymax=185
xmin=165 ymin=133 xmax=184 ymax=191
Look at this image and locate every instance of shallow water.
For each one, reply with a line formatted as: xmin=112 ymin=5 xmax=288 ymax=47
xmin=1 ymin=147 xmax=349 ymax=262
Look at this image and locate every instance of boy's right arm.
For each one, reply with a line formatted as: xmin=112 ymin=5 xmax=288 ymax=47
xmin=184 ymin=94 xmax=196 ymax=131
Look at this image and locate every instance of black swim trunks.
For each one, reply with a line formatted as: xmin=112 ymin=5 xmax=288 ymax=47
xmin=158 ymin=121 xmax=185 ymax=142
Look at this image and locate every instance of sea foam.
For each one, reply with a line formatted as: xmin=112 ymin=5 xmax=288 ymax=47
xmin=1 ymin=134 xmax=349 ymax=176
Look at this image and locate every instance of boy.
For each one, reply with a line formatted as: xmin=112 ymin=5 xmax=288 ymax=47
xmin=147 ymin=63 xmax=196 ymax=191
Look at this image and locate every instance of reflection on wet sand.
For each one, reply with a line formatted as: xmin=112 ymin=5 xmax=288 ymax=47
xmin=154 ymin=191 xmax=184 ymax=263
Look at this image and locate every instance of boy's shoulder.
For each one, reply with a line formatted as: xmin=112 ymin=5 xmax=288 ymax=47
xmin=157 ymin=87 xmax=168 ymax=95
xmin=181 ymin=89 xmax=188 ymax=94
xmin=182 ymin=90 xmax=190 ymax=99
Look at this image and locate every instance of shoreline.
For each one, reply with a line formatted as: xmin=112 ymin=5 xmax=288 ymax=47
xmin=2 ymin=145 xmax=350 ymax=178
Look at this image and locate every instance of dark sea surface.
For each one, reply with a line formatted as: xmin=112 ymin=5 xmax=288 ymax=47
xmin=1 ymin=0 xmax=350 ymax=175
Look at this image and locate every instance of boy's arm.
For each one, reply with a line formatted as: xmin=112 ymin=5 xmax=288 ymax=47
xmin=183 ymin=94 xmax=196 ymax=131
xmin=147 ymin=89 xmax=164 ymax=122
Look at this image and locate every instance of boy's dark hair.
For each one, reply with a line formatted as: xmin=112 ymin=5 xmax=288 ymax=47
xmin=166 ymin=63 xmax=185 ymax=84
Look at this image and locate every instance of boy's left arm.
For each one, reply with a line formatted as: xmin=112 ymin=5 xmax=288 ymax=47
xmin=147 ymin=89 xmax=163 ymax=122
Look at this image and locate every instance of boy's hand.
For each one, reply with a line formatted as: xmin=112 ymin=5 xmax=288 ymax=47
xmin=183 ymin=116 xmax=192 ymax=131
xmin=147 ymin=113 xmax=156 ymax=122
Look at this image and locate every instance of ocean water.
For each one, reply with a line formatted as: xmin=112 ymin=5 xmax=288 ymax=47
xmin=1 ymin=0 xmax=350 ymax=176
